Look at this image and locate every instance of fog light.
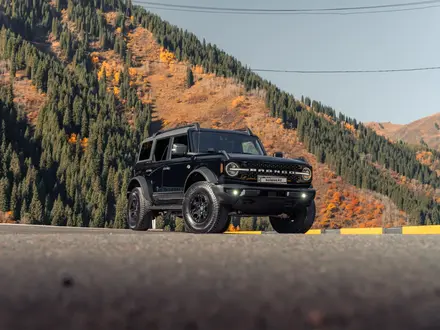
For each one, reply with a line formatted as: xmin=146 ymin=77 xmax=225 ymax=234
xmin=301 ymin=193 xmax=307 ymax=199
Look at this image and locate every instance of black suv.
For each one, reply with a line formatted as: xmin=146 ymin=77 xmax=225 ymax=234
xmin=127 ymin=123 xmax=316 ymax=234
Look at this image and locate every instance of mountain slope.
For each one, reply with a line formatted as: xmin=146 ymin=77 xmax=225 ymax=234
xmin=365 ymin=122 xmax=403 ymax=139
xmin=366 ymin=113 xmax=440 ymax=150
xmin=0 ymin=0 xmax=438 ymax=227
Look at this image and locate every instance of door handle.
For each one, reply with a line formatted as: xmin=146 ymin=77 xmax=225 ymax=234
xmin=163 ymin=167 xmax=170 ymax=171
xmin=145 ymin=169 xmax=152 ymax=173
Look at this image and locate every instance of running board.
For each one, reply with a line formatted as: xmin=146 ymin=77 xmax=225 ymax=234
xmin=152 ymin=192 xmax=184 ymax=205
xmin=150 ymin=204 xmax=182 ymax=211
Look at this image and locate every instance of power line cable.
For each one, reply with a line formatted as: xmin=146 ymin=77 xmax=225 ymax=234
xmin=133 ymin=0 xmax=440 ymax=13
xmin=142 ymin=59 xmax=440 ymax=74
xmin=250 ymin=66 xmax=440 ymax=73
xmin=137 ymin=3 xmax=440 ymax=15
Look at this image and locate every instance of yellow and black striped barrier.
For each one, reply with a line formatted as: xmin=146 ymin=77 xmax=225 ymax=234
xmin=225 ymin=225 xmax=440 ymax=235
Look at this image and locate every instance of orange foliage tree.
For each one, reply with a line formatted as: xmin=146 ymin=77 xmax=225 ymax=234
xmin=159 ymin=48 xmax=176 ymax=64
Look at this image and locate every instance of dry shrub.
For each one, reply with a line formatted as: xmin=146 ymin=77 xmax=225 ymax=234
xmin=194 ymin=65 xmax=204 ymax=74
xmin=186 ymin=94 xmax=208 ymax=104
xmin=222 ymin=83 xmax=242 ymax=98
xmin=231 ymin=95 xmax=246 ymax=108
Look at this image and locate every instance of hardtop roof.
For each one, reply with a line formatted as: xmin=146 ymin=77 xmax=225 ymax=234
xmin=140 ymin=124 xmax=254 ymax=144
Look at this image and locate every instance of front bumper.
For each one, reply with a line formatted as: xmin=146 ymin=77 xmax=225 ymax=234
xmin=212 ymin=184 xmax=316 ymax=216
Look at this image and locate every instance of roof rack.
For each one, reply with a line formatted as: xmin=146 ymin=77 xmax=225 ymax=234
xmin=235 ymin=127 xmax=254 ymax=136
xmin=153 ymin=123 xmax=200 ymax=137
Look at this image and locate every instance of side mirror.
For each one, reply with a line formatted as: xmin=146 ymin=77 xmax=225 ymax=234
xmin=273 ymin=151 xmax=283 ymax=158
xmin=172 ymin=143 xmax=188 ymax=157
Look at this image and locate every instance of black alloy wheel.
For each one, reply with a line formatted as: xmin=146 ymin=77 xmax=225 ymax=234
xmin=182 ymin=182 xmax=230 ymax=234
xmin=189 ymin=193 xmax=212 ymax=224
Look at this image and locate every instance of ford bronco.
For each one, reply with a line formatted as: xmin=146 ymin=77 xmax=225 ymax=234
xmin=127 ymin=123 xmax=316 ymax=234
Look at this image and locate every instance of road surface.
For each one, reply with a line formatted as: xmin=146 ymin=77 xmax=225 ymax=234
xmin=1 ymin=224 xmax=440 ymax=330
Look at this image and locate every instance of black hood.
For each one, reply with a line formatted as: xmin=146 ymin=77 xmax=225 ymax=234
xmin=227 ymin=153 xmax=310 ymax=166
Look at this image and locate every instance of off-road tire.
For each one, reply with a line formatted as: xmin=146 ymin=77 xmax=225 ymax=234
xmin=127 ymin=187 xmax=153 ymax=231
xmin=269 ymin=200 xmax=316 ymax=234
xmin=215 ymin=216 xmax=234 ymax=233
xmin=182 ymin=182 xmax=230 ymax=234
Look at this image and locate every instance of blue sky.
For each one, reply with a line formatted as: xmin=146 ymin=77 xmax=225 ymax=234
xmin=136 ymin=0 xmax=440 ymax=125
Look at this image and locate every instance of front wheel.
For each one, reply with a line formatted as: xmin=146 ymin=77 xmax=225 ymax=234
xmin=182 ymin=182 xmax=230 ymax=234
xmin=127 ymin=187 xmax=153 ymax=231
xmin=270 ymin=200 xmax=316 ymax=234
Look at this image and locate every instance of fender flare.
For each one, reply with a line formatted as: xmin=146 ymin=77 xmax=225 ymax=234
xmin=127 ymin=176 xmax=153 ymax=201
xmin=184 ymin=167 xmax=218 ymax=192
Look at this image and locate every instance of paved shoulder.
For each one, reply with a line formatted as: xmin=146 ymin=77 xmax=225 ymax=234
xmin=1 ymin=227 xmax=440 ymax=330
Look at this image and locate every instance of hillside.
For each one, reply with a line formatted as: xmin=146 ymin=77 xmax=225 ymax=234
xmin=365 ymin=122 xmax=403 ymax=139
xmin=366 ymin=113 xmax=440 ymax=151
xmin=0 ymin=0 xmax=438 ymax=229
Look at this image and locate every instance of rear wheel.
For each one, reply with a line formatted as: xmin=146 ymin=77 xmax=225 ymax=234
xmin=182 ymin=182 xmax=230 ymax=234
xmin=269 ymin=200 xmax=316 ymax=234
xmin=127 ymin=187 xmax=153 ymax=231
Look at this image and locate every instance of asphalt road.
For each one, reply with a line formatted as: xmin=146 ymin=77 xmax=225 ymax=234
xmin=1 ymin=224 xmax=440 ymax=330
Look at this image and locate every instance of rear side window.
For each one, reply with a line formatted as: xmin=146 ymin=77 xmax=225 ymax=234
xmin=154 ymin=138 xmax=171 ymax=161
xmin=139 ymin=141 xmax=153 ymax=161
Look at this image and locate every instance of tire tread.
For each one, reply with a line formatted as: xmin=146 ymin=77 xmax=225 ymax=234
xmin=270 ymin=200 xmax=316 ymax=234
xmin=129 ymin=187 xmax=153 ymax=231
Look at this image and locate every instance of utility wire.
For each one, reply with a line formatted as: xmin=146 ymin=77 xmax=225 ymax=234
xmin=250 ymin=66 xmax=440 ymax=74
xmin=133 ymin=0 xmax=440 ymax=14
xmin=137 ymin=3 xmax=440 ymax=15
xmin=135 ymin=0 xmax=440 ymax=11
xmin=142 ymin=59 xmax=440 ymax=74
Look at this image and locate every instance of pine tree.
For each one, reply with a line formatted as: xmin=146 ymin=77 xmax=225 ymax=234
xmin=52 ymin=18 xmax=59 ymax=38
xmin=10 ymin=183 xmax=19 ymax=220
xmin=51 ymin=196 xmax=65 ymax=226
xmin=114 ymin=193 xmax=127 ymax=229
xmin=186 ymin=66 xmax=194 ymax=88
xmin=20 ymin=200 xmax=28 ymax=223
xmin=29 ymin=184 xmax=43 ymax=224
xmin=10 ymin=53 xmax=16 ymax=78
xmin=125 ymin=49 xmax=132 ymax=66
xmin=0 ymin=177 xmax=9 ymax=212
xmin=63 ymin=106 xmax=72 ymax=128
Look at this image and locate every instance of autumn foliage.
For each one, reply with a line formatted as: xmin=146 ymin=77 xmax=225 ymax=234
xmin=159 ymin=48 xmax=176 ymax=64
xmin=67 ymin=133 xmax=88 ymax=150
xmin=227 ymin=223 xmax=240 ymax=232
xmin=231 ymin=96 xmax=246 ymax=108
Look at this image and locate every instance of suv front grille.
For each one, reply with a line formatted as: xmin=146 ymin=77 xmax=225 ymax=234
xmin=237 ymin=162 xmax=307 ymax=184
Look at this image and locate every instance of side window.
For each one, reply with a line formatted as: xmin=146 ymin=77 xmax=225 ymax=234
xmin=139 ymin=141 xmax=153 ymax=161
xmin=242 ymin=141 xmax=259 ymax=155
xmin=171 ymin=134 xmax=188 ymax=159
xmin=154 ymin=138 xmax=170 ymax=161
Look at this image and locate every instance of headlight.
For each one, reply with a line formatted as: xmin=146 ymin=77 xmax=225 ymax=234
xmin=225 ymin=162 xmax=240 ymax=177
xmin=302 ymin=167 xmax=312 ymax=181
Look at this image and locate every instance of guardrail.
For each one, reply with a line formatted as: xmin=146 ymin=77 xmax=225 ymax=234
xmin=225 ymin=225 xmax=440 ymax=235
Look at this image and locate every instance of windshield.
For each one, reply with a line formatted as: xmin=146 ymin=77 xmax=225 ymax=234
xmin=191 ymin=131 xmax=265 ymax=155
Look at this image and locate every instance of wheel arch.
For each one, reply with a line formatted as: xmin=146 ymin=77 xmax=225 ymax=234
xmin=127 ymin=176 xmax=153 ymax=201
xmin=184 ymin=167 xmax=218 ymax=193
